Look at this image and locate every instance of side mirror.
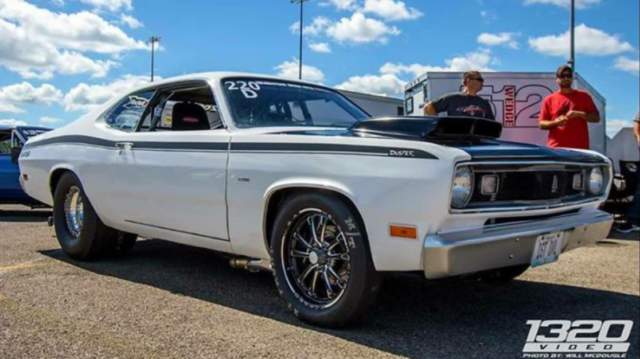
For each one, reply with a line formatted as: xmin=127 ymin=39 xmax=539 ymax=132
xmin=10 ymin=147 xmax=21 ymax=164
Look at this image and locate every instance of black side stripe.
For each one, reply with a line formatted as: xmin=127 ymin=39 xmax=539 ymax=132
xmin=25 ymin=135 xmax=437 ymax=159
xmin=125 ymin=220 xmax=229 ymax=242
xmin=230 ymin=142 xmax=437 ymax=159
xmin=26 ymin=135 xmax=114 ymax=149
xmin=26 ymin=135 xmax=228 ymax=152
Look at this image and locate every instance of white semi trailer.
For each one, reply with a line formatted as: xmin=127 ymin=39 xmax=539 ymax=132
xmin=404 ymin=72 xmax=607 ymax=154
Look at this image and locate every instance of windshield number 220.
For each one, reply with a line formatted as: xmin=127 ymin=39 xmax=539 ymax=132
xmin=225 ymin=81 xmax=261 ymax=99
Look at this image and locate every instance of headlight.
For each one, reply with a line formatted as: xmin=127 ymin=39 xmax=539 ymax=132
xmin=587 ymin=167 xmax=604 ymax=195
xmin=451 ymin=166 xmax=473 ymax=209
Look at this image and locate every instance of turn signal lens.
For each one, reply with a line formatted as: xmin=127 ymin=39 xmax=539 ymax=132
xmin=389 ymin=225 xmax=417 ymax=240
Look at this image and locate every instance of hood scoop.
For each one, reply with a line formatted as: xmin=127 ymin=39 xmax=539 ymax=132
xmin=351 ymin=116 xmax=502 ymax=141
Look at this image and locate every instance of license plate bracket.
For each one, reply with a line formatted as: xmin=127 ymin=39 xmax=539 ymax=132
xmin=531 ymin=232 xmax=564 ymax=267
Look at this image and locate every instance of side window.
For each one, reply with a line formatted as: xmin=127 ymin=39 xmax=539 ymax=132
xmin=139 ymin=86 xmax=221 ymax=132
xmin=0 ymin=132 xmax=10 ymax=154
xmin=11 ymin=132 xmax=23 ymax=148
xmin=405 ymin=97 xmax=414 ymax=115
xmin=104 ymin=90 xmax=155 ymax=132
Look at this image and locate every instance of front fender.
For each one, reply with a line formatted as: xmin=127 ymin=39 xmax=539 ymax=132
xmin=260 ymin=178 xmax=359 ymax=254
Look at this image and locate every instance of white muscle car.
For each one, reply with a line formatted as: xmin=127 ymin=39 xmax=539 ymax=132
xmin=19 ymin=73 xmax=613 ymax=328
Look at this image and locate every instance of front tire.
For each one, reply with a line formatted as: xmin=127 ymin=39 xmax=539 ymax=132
xmin=271 ymin=193 xmax=381 ymax=328
xmin=53 ymin=172 xmax=136 ymax=260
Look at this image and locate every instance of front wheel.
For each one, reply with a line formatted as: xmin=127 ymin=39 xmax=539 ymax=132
xmin=271 ymin=193 xmax=381 ymax=328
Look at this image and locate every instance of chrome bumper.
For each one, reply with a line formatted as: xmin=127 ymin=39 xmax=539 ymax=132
xmin=423 ymin=210 xmax=613 ymax=279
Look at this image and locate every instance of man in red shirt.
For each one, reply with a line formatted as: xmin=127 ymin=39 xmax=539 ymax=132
xmin=538 ymin=65 xmax=600 ymax=149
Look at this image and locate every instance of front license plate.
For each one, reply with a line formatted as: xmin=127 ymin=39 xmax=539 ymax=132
xmin=531 ymin=232 xmax=564 ymax=268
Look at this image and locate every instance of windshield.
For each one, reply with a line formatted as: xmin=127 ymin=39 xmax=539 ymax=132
xmin=223 ymin=77 xmax=369 ymax=128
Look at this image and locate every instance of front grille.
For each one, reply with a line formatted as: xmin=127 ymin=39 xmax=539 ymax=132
xmin=470 ymin=170 xmax=584 ymax=203
xmin=459 ymin=162 xmax=607 ymax=211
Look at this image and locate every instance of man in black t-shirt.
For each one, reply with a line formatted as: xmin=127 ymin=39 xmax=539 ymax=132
xmin=423 ymin=71 xmax=495 ymax=120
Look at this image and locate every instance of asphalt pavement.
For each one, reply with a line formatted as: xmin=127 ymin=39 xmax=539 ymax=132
xmin=1 ymin=205 xmax=638 ymax=359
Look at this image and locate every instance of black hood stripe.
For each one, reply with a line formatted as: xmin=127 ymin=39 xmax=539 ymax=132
xmin=25 ymin=135 xmax=438 ymax=159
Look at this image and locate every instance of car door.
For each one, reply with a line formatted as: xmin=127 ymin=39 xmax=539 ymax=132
xmin=0 ymin=129 xmax=23 ymax=203
xmin=86 ymin=82 xmax=231 ymax=249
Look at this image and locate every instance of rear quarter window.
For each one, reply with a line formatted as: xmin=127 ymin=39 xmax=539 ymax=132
xmin=104 ymin=90 xmax=155 ymax=132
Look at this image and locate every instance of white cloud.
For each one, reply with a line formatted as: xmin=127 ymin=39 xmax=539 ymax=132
xmin=606 ymin=119 xmax=634 ymax=138
xmin=290 ymin=16 xmax=332 ymax=36
xmin=336 ymin=73 xmax=406 ymax=97
xmin=39 ymin=116 xmax=64 ymax=125
xmin=326 ymin=13 xmax=400 ymax=44
xmin=120 ymin=14 xmax=143 ymax=29
xmin=63 ymin=74 xmax=153 ymax=112
xmin=0 ymin=19 xmax=116 ymax=79
xmin=444 ymin=50 xmax=496 ymax=72
xmin=275 ymin=60 xmax=325 ymax=83
xmin=0 ymin=0 xmax=146 ymax=79
xmin=337 ymin=50 xmax=497 ymax=97
xmin=75 ymin=0 xmax=132 ymax=12
xmin=380 ymin=52 xmax=494 ymax=78
xmin=478 ymin=32 xmax=520 ymax=49
xmin=0 ymin=0 xmax=147 ymax=53
xmin=0 ymin=103 xmax=23 ymax=113
xmin=320 ymin=0 xmax=358 ymax=11
xmin=362 ymin=0 xmax=422 ymax=21
xmin=0 ymin=82 xmax=63 ymax=113
xmin=524 ymin=0 xmax=600 ymax=9
xmin=309 ymin=42 xmax=332 ymax=53
xmin=0 ymin=119 xmax=28 ymax=126
xmin=380 ymin=63 xmax=430 ymax=78
xmin=529 ymin=24 xmax=634 ymax=57
xmin=614 ymin=57 xmax=639 ymax=76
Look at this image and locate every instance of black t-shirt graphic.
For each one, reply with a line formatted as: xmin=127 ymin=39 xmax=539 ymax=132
xmin=431 ymin=92 xmax=495 ymax=120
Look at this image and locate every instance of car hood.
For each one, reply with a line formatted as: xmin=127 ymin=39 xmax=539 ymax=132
xmin=275 ymin=117 xmax=606 ymax=163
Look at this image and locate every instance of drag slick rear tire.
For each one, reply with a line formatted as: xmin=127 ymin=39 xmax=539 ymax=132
xmin=271 ymin=194 xmax=381 ymax=328
xmin=53 ymin=172 xmax=137 ymax=260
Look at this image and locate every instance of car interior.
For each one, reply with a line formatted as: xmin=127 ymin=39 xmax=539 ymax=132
xmin=137 ymin=85 xmax=222 ymax=132
xmin=0 ymin=130 xmax=12 ymax=154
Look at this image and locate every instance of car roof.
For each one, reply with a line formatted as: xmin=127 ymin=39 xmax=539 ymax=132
xmin=129 ymin=72 xmax=336 ymax=93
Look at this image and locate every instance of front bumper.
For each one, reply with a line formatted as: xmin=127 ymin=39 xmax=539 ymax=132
xmin=423 ymin=210 xmax=613 ymax=279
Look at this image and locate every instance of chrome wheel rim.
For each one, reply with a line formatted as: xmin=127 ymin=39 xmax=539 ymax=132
xmin=64 ymin=186 xmax=84 ymax=238
xmin=282 ymin=209 xmax=351 ymax=308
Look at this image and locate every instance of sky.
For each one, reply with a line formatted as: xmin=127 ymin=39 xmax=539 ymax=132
xmin=0 ymin=0 xmax=638 ymax=137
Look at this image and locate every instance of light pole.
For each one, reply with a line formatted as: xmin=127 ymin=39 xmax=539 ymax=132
xmin=147 ymin=35 xmax=161 ymax=82
xmin=568 ymin=0 xmax=575 ymax=71
xmin=291 ymin=0 xmax=312 ymax=80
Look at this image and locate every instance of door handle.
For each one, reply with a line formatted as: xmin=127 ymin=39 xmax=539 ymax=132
xmin=115 ymin=142 xmax=134 ymax=152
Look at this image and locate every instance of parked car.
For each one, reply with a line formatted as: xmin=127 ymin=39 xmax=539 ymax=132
xmin=0 ymin=125 xmax=50 ymax=206
xmin=19 ymin=73 xmax=613 ymax=328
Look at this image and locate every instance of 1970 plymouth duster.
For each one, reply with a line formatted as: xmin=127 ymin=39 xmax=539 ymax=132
xmin=18 ymin=73 xmax=613 ymax=327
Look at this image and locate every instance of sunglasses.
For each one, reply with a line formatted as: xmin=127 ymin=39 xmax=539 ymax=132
xmin=470 ymin=77 xmax=485 ymax=83
xmin=558 ymin=74 xmax=573 ymax=79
